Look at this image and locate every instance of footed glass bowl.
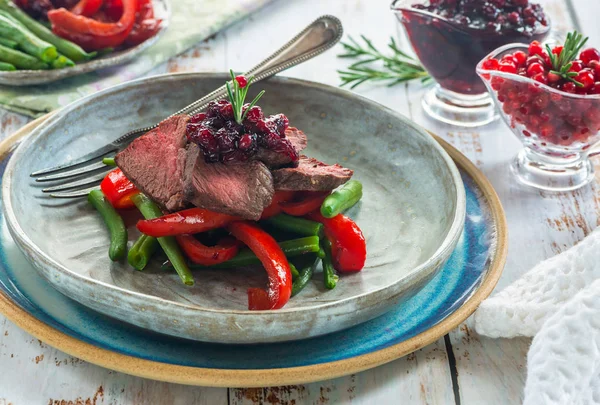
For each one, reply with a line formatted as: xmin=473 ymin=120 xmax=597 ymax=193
xmin=391 ymin=0 xmax=550 ymax=127
xmin=477 ymin=43 xmax=600 ymax=191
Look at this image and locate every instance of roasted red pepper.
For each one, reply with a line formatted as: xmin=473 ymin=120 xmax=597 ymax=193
xmin=71 ymin=0 xmax=103 ymax=17
xmin=137 ymin=208 xmax=240 ymax=237
xmin=124 ymin=0 xmax=160 ymax=46
xmin=176 ymin=235 xmax=239 ymax=266
xmin=260 ymin=190 xmax=296 ymax=219
xmin=307 ymin=212 xmax=366 ymax=272
xmin=279 ymin=191 xmax=329 ymax=217
xmin=100 ymin=168 xmax=138 ymax=209
xmin=48 ymin=0 xmax=137 ymax=50
xmin=227 ymin=221 xmax=292 ymax=310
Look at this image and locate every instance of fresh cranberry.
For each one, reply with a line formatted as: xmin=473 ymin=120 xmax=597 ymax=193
xmin=532 ymin=73 xmax=548 ymax=84
xmin=483 ymin=58 xmax=500 ymax=70
xmin=244 ymin=106 xmax=264 ymax=123
xmin=547 ymin=72 xmax=561 ymax=83
xmin=580 ymin=48 xmax=600 ymax=66
xmin=235 ymin=75 xmax=248 ymax=88
xmin=529 ymin=41 xmax=544 ymax=56
xmin=507 ymin=12 xmax=521 ymax=24
xmin=590 ymin=82 xmax=600 ymax=95
xmin=526 ymin=62 xmax=545 ymax=77
xmin=499 ymin=61 xmax=517 ymax=73
xmin=575 ymin=70 xmax=595 ymax=90
xmin=561 ymin=82 xmax=577 ymax=93
xmin=219 ymin=103 xmax=234 ymax=120
xmin=513 ymin=51 xmax=528 ymax=65
xmin=238 ymin=134 xmax=255 ymax=151
xmin=189 ymin=112 xmax=207 ymax=124
xmin=568 ymin=60 xmax=584 ymax=73
xmin=551 ymin=46 xmax=563 ymax=56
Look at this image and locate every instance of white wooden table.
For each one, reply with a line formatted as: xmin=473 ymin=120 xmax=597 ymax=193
xmin=0 ymin=0 xmax=598 ymax=403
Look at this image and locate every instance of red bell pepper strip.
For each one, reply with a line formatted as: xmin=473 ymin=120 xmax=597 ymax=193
xmin=280 ymin=192 xmax=329 ymax=217
xmin=124 ymin=18 xmax=161 ymax=46
xmin=104 ymin=0 xmax=124 ymax=21
xmin=260 ymin=190 xmax=296 ymax=219
xmin=227 ymin=221 xmax=292 ymax=310
xmin=48 ymin=0 xmax=137 ymax=36
xmin=175 ymin=235 xmax=239 ymax=266
xmin=307 ymin=212 xmax=366 ymax=272
xmin=71 ymin=0 xmax=104 ymax=17
xmin=137 ymin=208 xmax=240 ymax=237
xmin=100 ymin=168 xmax=139 ymax=209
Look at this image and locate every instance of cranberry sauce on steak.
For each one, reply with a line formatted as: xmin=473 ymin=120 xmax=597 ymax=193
xmin=183 ymin=144 xmax=274 ymax=220
xmin=115 ymin=115 xmax=189 ymax=212
xmin=273 ymin=156 xmax=354 ymax=192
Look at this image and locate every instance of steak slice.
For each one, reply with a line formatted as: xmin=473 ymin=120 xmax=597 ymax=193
xmin=272 ymin=155 xmax=354 ymax=191
xmin=183 ymin=144 xmax=274 ymax=220
xmin=256 ymin=127 xmax=308 ymax=168
xmin=115 ymin=115 xmax=189 ymax=212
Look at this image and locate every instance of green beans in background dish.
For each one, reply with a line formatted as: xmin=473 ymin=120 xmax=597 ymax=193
xmin=263 ymin=214 xmax=324 ymax=237
xmin=291 ymin=255 xmax=320 ymax=297
xmin=0 ymin=61 xmax=14 ymax=70
xmin=289 ymin=262 xmax=300 ymax=281
xmin=88 ymin=189 xmax=127 ymax=261
xmin=0 ymin=37 xmax=17 ymax=48
xmin=131 ymin=193 xmax=195 ymax=286
xmin=128 ymin=234 xmax=159 ymax=271
xmin=0 ymin=0 xmax=93 ymax=62
xmin=102 ymin=157 xmax=116 ymax=166
xmin=169 ymin=236 xmax=321 ymax=271
xmin=321 ymin=237 xmax=338 ymax=290
xmin=0 ymin=44 xmax=48 ymax=69
xmin=51 ymin=54 xmax=75 ymax=69
xmin=321 ymin=180 xmax=363 ymax=218
xmin=0 ymin=14 xmax=56 ymax=62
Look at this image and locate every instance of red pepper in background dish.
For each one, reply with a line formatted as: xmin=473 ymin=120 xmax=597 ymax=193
xmin=70 ymin=0 xmax=103 ymax=17
xmin=175 ymin=235 xmax=239 ymax=266
xmin=137 ymin=208 xmax=240 ymax=237
xmin=260 ymin=190 xmax=296 ymax=219
xmin=307 ymin=212 xmax=366 ymax=272
xmin=48 ymin=0 xmax=137 ymax=50
xmin=103 ymin=0 xmax=123 ymax=21
xmin=124 ymin=0 xmax=160 ymax=46
xmin=280 ymin=192 xmax=329 ymax=217
xmin=100 ymin=168 xmax=139 ymax=209
xmin=226 ymin=221 xmax=292 ymax=310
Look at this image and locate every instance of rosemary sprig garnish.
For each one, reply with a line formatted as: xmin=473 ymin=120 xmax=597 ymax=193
xmin=225 ymin=69 xmax=265 ymax=124
xmin=337 ymin=35 xmax=431 ymax=89
xmin=545 ymin=31 xmax=589 ymax=87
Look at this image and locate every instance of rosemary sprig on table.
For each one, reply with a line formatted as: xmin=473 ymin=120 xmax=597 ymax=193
xmin=545 ymin=31 xmax=588 ymax=87
xmin=337 ymin=35 xmax=431 ymax=89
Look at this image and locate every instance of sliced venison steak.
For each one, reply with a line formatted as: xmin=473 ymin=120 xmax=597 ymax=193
xmin=115 ymin=115 xmax=189 ymax=212
xmin=183 ymin=144 xmax=274 ymax=220
xmin=256 ymin=127 xmax=308 ymax=168
xmin=272 ymin=155 xmax=354 ymax=191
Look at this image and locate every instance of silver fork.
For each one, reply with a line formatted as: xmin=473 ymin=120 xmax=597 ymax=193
xmin=31 ymin=15 xmax=343 ymax=198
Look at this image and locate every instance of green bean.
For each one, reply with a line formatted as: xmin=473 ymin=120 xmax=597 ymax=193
xmin=0 ymin=14 xmax=56 ymax=62
xmin=0 ymin=61 xmax=14 ymax=70
xmin=0 ymin=44 xmax=48 ymax=69
xmin=168 ymin=236 xmax=321 ymax=270
xmin=51 ymin=54 xmax=75 ymax=69
xmin=131 ymin=193 xmax=194 ymax=286
xmin=128 ymin=234 xmax=159 ymax=271
xmin=321 ymin=180 xmax=363 ymax=218
xmin=263 ymin=214 xmax=324 ymax=237
xmin=289 ymin=262 xmax=300 ymax=281
xmin=102 ymin=157 xmax=116 ymax=166
xmin=291 ymin=256 xmax=320 ymax=297
xmin=321 ymin=238 xmax=338 ymax=290
xmin=0 ymin=0 xmax=93 ymax=62
xmin=88 ymin=189 xmax=127 ymax=261
xmin=0 ymin=37 xmax=16 ymax=48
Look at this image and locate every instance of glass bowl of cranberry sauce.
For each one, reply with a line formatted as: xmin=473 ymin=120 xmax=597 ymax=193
xmin=477 ymin=43 xmax=600 ymax=192
xmin=390 ymin=0 xmax=550 ymax=127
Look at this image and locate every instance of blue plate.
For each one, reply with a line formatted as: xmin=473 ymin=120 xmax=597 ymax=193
xmin=0 ymin=135 xmax=506 ymax=386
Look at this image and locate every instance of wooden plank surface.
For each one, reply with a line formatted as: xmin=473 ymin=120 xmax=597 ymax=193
xmin=0 ymin=0 xmax=597 ymax=403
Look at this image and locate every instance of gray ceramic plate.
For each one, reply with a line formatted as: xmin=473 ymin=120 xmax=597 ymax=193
xmin=0 ymin=0 xmax=169 ymax=86
xmin=2 ymin=73 xmax=466 ymax=344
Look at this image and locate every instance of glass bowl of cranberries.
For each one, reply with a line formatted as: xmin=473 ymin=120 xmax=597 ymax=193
xmin=477 ymin=32 xmax=600 ymax=191
xmin=391 ymin=0 xmax=550 ymax=127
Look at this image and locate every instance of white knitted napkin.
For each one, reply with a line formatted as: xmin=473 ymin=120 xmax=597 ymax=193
xmin=474 ymin=226 xmax=600 ymax=405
